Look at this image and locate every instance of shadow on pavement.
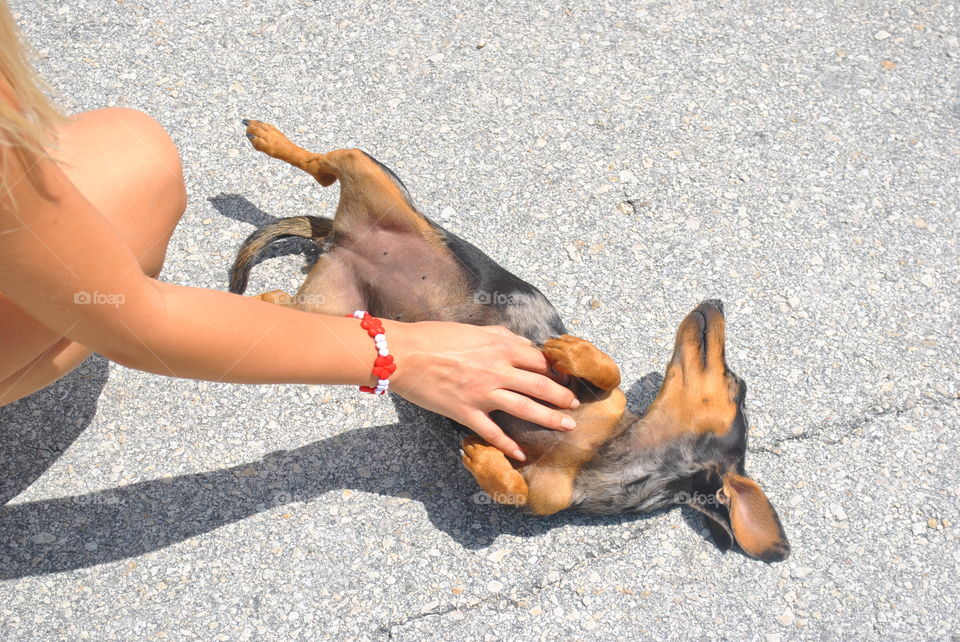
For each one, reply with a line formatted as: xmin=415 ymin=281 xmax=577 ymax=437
xmin=0 ymin=371 xmax=710 ymax=579
xmin=208 ymin=193 xmax=319 ymax=282
xmin=0 ymin=355 xmax=109 ymax=507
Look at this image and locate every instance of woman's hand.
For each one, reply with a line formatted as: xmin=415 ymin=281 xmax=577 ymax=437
xmin=386 ymin=321 xmax=579 ymax=461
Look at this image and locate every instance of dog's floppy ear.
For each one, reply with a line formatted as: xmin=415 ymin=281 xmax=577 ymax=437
xmin=719 ymin=472 xmax=790 ymax=562
xmin=686 ymin=471 xmax=734 ymax=551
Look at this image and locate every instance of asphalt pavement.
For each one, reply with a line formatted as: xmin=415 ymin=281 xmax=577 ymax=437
xmin=2 ymin=0 xmax=958 ymax=639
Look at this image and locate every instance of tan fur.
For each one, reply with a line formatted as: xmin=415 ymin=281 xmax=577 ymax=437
xmin=722 ymin=473 xmax=790 ymax=561
xmin=631 ymin=305 xmax=739 ymax=449
xmin=461 ymin=436 xmax=528 ymax=507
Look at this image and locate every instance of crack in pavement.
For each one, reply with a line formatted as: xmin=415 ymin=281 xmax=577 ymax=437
xmin=384 ymin=521 xmax=659 ymax=636
xmin=753 ymin=392 xmax=958 ymax=455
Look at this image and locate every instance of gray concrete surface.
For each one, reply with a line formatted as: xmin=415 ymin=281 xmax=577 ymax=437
xmin=2 ymin=0 xmax=959 ymax=639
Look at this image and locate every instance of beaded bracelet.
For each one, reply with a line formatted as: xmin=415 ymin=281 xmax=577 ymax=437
xmin=346 ymin=310 xmax=396 ymax=395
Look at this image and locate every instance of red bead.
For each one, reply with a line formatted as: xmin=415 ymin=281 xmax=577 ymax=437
xmin=349 ymin=312 xmax=394 ymax=393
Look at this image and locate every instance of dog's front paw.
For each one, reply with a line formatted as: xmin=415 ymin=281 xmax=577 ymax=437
xmin=543 ymin=335 xmax=621 ymax=391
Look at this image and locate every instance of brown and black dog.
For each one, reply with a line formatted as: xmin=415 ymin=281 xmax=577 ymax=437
xmin=230 ymin=120 xmax=790 ymax=562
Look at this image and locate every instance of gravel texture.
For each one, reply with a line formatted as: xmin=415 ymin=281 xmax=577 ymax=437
xmin=2 ymin=0 xmax=959 ymax=639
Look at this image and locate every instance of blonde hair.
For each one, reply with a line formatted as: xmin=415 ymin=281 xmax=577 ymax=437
xmin=0 ymin=0 xmax=63 ymax=204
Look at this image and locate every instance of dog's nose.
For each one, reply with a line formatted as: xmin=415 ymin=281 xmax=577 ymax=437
xmin=701 ymin=299 xmax=724 ymax=315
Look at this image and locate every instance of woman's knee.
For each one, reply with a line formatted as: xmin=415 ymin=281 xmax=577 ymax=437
xmin=56 ymin=107 xmax=187 ymax=276
xmin=89 ymin=107 xmax=186 ymax=214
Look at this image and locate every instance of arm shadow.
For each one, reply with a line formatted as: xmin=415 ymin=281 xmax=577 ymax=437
xmin=0 ymin=373 xmax=674 ymax=580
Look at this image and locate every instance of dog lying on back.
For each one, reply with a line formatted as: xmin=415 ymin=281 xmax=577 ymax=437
xmin=230 ymin=120 xmax=789 ymax=561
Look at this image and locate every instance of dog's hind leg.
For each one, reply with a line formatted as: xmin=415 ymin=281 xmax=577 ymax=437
xmin=242 ymin=120 xmax=339 ymax=186
xmin=461 ymin=436 xmax=529 ymax=508
xmin=246 ymin=255 xmax=366 ymax=316
xmin=242 ymin=120 xmax=437 ymax=239
xmin=289 ymin=254 xmax=366 ymax=315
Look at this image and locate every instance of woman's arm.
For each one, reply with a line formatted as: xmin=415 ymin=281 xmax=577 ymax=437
xmin=0 ymin=140 xmax=576 ymax=459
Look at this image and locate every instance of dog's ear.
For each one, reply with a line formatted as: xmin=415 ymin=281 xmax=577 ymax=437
xmin=686 ymin=472 xmax=734 ymax=551
xmin=719 ymin=472 xmax=790 ymax=562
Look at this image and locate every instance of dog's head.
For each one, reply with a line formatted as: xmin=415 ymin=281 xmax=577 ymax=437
xmin=633 ymin=300 xmax=789 ymax=561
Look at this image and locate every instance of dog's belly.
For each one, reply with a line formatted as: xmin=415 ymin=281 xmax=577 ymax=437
xmin=312 ymin=226 xmax=563 ymax=343
xmin=321 ymin=229 xmax=484 ymax=323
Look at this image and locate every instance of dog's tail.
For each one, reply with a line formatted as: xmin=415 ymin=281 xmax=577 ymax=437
xmin=229 ymin=215 xmax=333 ymax=294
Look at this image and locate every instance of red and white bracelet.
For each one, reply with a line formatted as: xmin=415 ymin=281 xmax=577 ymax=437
xmin=346 ymin=310 xmax=396 ymax=395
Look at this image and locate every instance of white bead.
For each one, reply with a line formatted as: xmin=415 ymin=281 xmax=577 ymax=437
xmin=378 ymin=379 xmax=390 ymax=386
xmin=378 ymin=348 xmax=389 ymax=356
xmin=353 ymin=310 xmax=365 ymax=319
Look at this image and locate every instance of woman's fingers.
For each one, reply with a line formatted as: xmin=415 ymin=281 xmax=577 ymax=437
xmin=464 ymin=410 xmax=526 ymax=461
xmin=479 ymin=324 xmax=522 ymax=341
xmin=504 ymin=367 xmax=579 ymax=414
xmin=489 ymin=389 xmax=577 ymax=432
xmin=479 ymin=326 xmax=579 ymax=409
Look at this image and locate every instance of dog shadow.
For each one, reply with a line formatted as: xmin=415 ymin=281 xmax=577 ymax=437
xmin=208 ymin=193 xmax=319 ymax=275
xmin=0 ymin=372 xmax=697 ymax=579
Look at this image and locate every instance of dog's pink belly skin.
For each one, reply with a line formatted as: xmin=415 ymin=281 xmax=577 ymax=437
xmin=324 ymin=228 xmax=485 ymax=323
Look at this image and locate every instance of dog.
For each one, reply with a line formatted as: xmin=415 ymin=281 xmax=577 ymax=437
xmin=229 ymin=120 xmax=790 ymax=562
